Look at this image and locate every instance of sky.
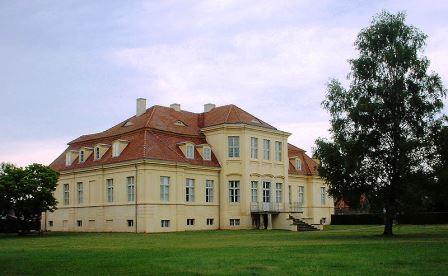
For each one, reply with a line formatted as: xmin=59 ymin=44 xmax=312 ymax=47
xmin=1 ymin=0 xmax=447 ymax=167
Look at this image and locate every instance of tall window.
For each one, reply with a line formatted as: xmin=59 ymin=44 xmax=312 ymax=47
xmin=79 ymin=150 xmax=85 ymax=163
xmin=275 ymin=141 xmax=282 ymax=161
xmin=186 ymin=179 xmax=195 ymax=202
xmin=262 ymin=181 xmax=271 ymax=203
xmin=65 ymin=153 xmax=71 ymax=166
xmin=288 ymin=185 xmax=292 ymax=204
xmin=229 ymin=181 xmax=240 ymax=203
xmin=63 ymin=184 xmax=70 ymax=205
xmin=263 ymin=139 xmax=270 ymax=160
xmin=160 ymin=176 xmax=170 ymax=201
xmin=250 ymin=137 xmax=258 ymax=159
xmin=296 ymin=158 xmax=302 ymax=170
xmin=107 ymin=179 xmax=114 ymax=203
xmin=205 ymin=180 xmax=214 ymax=203
xmin=228 ymin=136 xmax=240 ymax=158
xmin=275 ymin=183 xmax=282 ymax=203
xmin=203 ymin=147 xmax=211 ymax=160
xmin=320 ymin=187 xmax=326 ymax=205
xmin=251 ymin=181 xmax=258 ymax=202
xmin=298 ymin=186 xmax=305 ymax=206
xmin=112 ymin=142 xmax=120 ymax=157
xmin=95 ymin=147 xmax=100 ymax=160
xmin=186 ymin=144 xmax=194 ymax=159
xmin=77 ymin=182 xmax=83 ymax=204
xmin=127 ymin=176 xmax=135 ymax=202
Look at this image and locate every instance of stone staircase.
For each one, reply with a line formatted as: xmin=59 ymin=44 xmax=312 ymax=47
xmin=289 ymin=215 xmax=320 ymax=231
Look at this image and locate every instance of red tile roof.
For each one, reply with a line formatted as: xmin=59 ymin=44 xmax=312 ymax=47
xmin=288 ymin=143 xmax=319 ymax=176
xmin=51 ymin=104 xmax=316 ymax=174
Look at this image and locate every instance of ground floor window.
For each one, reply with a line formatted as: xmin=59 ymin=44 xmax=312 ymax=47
xmin=230 ymin=219 xmax=240 ymax=226
xmin=77 ymin=220 xmax=82 ymax=227
xmin=161 ymin=220 xmax=170 ymax=228
xmin=186 ymin=219 xmax=195 ymax=226
xmin=206 ymin=218 xmax=214 ymax=225
xmin=48 ymin=221 xmax=53 ymax=227
xmin=127 ymin=220 xmax=134 ymax=227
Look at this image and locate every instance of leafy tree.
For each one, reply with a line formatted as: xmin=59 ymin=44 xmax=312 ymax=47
xmin=0 ymin=163 xmax=59 ymax=233
xmin=314 ymin=11 xmax=446 ymax=235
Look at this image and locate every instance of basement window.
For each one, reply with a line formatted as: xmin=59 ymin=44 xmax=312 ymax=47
xmin=230 ymin=219 xmax=240 ymax=226
xmin=48 ymin=221 xmax=53 ymax=227
xmin=77 ymin=220 xmax=82 ymax=227
xmin=127 ymin=220 xmax=134 ymax=227
xmin=161 ymin=220 xmax=170 ymax=228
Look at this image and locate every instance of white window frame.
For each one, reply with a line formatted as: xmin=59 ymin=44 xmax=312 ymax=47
xmin=230 ymin=219 xmax=240 ymax=226
xmin=250 ymin=137 xmax=258 ymax=159
xmin=275 ymin=141 xmax=282 ymax=161
xmin=229 ymin=181 xmax=240 ymax=203
xmin=186 ymin=179 xmax=195 ymax=202
xmin=95 ymin=147 xmax=100 ymax=160
xmin=296 ymin=158 xmax=302 ymax=170
xmin=262 ymin=181 xmax=271 ymax=203
xmin=298 ymin=186 xmax=305 ymax=206
xmin=205 ymin=180 xmax=214 ymax=203
xmin=275 ymin=183 xmax=282 ymax=203
xmin=206 ymin=218 xmax=214 ymax=226
xmin=127 ymin=220 xmax=134 ymax=227
xmin=127 ymin=176 xmax=135 ymax=202
xmin=112 ymin=142 xmax=120 ymax=157
xmin=263 ymin=139 xmax=270 ymax=160
xmin=65 ymin=153 xmax=72 ymax=166
xmin=228 ymin=136 xmax=240 ymax=158
xmin=203 ymin=146 xmax=211 ymax=161
xmin=186 ymin=144 xmax=195 ymax=159
xmin=106 ymin=179 xmax=114 ymax=203
xmin=186 ymin=218 xmax=195 ymax=226
xmin=161 ymin=220 xmax=170 ymax=227
xmin=77 ymin=182 xmax=83 ymax=204
xmin=251 ymin=181 xmax=258 ymax=203
xmin=320 ymin=187 xmax=326 ymax=205
xmin=63 ymin=184 xmax=70 ymax=205
xmin=160 ymin=176 xmax=170 ymax=202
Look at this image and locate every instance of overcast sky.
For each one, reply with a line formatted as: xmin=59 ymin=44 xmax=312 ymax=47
xmin=1 ymin=0 xmax=447 ymax=167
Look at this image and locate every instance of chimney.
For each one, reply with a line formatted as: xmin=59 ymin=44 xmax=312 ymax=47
xmin=170 ymin=103 xmax=181 ymax=112
xmin=136 ymin=98 xmax=146 ymax=116
xmin=204 ymin=103 xmax=216 ymax=112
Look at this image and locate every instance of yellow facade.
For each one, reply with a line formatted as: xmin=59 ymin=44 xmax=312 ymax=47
xmin=43 ymin=108 xmax=334 ymax=233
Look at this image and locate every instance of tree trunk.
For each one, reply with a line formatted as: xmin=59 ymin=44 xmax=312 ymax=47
xmin=383 ymin=214 xmax=393 ymax=236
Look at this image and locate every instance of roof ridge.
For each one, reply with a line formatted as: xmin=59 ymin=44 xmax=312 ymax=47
xmin=233 ymin=105 xmax=242 ymax=122
xmin=145 ymin=106 xmax=157 ymax=128
xmin=224 ymin=105 xmax=233 ymax=122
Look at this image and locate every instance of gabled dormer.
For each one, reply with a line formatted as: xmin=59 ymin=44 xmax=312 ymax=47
xmin=195 ymin=144 xmax=212 ymax=161
xmin=112 ymin=139 xmax=129 ymax=158
xmin=78 ymin=147 xmax=93 ymax=163
xmin=289 ymin=156 xmax=302 ymax=171
xmin=177 ymin=141 xmax=195 ymax=159
xmin=94 ymin=143 xmax=110 ymax=160
xmin=65 ymin=150 xmax=79 ymax=166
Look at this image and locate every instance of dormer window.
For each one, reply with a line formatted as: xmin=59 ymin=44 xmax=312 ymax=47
xmin=79 ymin=150 xmax=85 ymax=163
xmin=66 ymin=153 xmax=72 ymax=166
xmin=203 ymin=146 xmax=211 ymax=161
xmin=175 ymin=120 xmax=187 ymax=127
xmin=123 ymin=121 xmax=134 ymax=127
xmin=112 ymin=142 xmax=120 ymax=157
xmin=186 ymin=144 xmax=194 ymax=159
xmin=95 ymin=147 xmax=100 ymax=160
xmin=296 ymin=158 xmax=302 ymax=170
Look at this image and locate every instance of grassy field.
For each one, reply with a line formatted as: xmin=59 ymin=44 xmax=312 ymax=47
xmin=1 ymin=225 xmax=448 ymax=275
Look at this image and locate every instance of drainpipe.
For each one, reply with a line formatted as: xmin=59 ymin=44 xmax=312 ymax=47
xmin=134 ymin=163 xmax=138 ymax=233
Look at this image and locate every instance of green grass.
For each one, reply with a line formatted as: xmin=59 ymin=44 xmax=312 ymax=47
xmin=1 ymin=225 xmax=448 ymax=275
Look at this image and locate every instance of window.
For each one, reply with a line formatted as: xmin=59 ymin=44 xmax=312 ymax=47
xmin=228 ymin=136 xmax=240 ymax=158
xmin=230 ymin=219 xmax=240 ymax=226
xmin=161 ymin=220 xmax=170 ymax=227
xmin=262 ymin=181 xmax=271 ymax=203
xmin=205 ymin=180 xmax=214 ymax=203
xmin=296 ymin=158 xmax=302 ymax=170
xmin=186 ymin=144 xmax=194 ymax=159
xmin=112 ymin=142 xmax=120 ymax=157
xmin=95 ymin=147 xmax=100 ymax=160
xmin=263 ymin=139 xmax=270 ymax=160
xmin=275 ymin=141 xmax=282 ymax=161
xmin=288 ymin=185 xmax=292 ymax=204
xmin=320 ymin=187 xmax=326 ymax=205
xmin=186 ymin=219 xmax=195 ymax=226
xmin=160 ymin=176 xmax=170 ymax=202
xmin=79 ymin=150 xmax=85 ymax=163
xmin=65 ymin=153 xmax=72 ymax=166
xmin=186 ymin=179 xmax=195 ymax=202
xmin=298 ymin=186 xmax=305 ymax=206
xmin=275 ymin=183 xmax=282 ymax=203
xmin=77 ymin=220 xmax=82 ymax=227
xmin=251 ymin=137 xmax=258 ymax=159
xmin=251 ymin=181 xmax=258 ymax=203
xmin=106 ymin=179 xmax=114 ymax=203
xmin=63 ymin=184 xmax=70 ymax=205
xmin=229 ymin=181 xmax=240 ymax=203
xmin=203 ymin=146 xmax=211 ymax=161
xmin=77 ymin=182 xmax=83 ymax=204
xmin=48 ymin=221 xmax=53 ymax=227
xmin=127 ymin=220 xmax=134 ymax=227
xmin=207 ymin=218 xmax=214 ymax=226
xmin=127 ymin=176 xmax=135 ymax=202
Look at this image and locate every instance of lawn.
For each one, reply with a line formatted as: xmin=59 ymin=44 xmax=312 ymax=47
xmin=1 ymin=225 xmax=447 ymax=275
